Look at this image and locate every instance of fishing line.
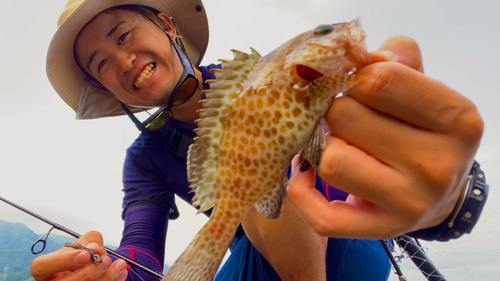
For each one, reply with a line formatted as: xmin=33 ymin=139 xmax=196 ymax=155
xmin=0 ymin=196 xmax=164 ymax=280
xmin=1 ymin=195 xmax=447 ymax=280
xmin=0 ymin=221 xmax=36 ymax=245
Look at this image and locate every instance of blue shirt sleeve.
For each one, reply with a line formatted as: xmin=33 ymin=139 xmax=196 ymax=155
xmin=114 ymin=206 xmax=169 ymax=280
xmin=122 ymin=132 xmax=178 ymax=218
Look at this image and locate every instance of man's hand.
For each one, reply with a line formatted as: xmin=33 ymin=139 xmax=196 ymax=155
xmin=287 ymin=36 xmax=484 ymax=239
xmin=31 ymin=231 xmax=128 ymax=281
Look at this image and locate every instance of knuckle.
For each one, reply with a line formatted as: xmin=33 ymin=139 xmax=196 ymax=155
xmin=395 ymin=37 xmax=422 ymax=66
xmin=330 ymin=95 xmax=355 ymax=118
xmin=325 ymin=96 xmax=356 ymax=127
xmin=100 ymin=269 xmax=117 ymax=281
xmin=81 ymin=266 xmax=100 ymax=281
xmin=315 ymin=226 xmax=332 ymax=237
xmin=424 ymin=158 xmax=461 ymax=195
xmin=286 ymin=184 xmax=301 ymax=204
xmin=318 ymin=146 xmax=343 ymax=183
xmin=455 ymin=104 xmax=485 ymax=142
xmin=361 ymin=62 xmax=401 ymax=104
xmin=434 ymin=84 xmax=485 ymax=143
xmin=433 ymin=165 xmax=458 ymax=190
xmin=311 ymin=215 xmax=335 ymax=237
xmin=407 ymin=198 xmax=434 ymax=220
xmin=399 ymin=189 xmax=436 ymax=225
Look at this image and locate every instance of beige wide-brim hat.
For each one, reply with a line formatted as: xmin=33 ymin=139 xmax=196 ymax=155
xmin=47 ymin=0 xmax=209 ymax=119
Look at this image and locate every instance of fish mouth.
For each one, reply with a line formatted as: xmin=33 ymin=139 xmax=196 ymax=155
xmin=296 ymin=65 xmax=324 ymax=82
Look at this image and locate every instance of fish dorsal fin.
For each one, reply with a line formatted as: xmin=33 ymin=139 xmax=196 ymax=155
xmin=187 ymin=49 xmax=262 ymax=213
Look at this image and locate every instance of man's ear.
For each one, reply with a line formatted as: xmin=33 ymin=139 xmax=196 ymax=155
xmin=157 ymin=12 xmax=177 ymax=37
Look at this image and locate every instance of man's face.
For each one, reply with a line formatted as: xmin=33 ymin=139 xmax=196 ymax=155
xmin=75 ymin=9 xmax=183 ymax=107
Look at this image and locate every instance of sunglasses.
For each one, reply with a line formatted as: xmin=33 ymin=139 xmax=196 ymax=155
xmin=121 ymin=31 xmax=199 ymax=131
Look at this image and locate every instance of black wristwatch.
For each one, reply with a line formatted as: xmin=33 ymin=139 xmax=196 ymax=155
xmin=408 ymin=161 xmax=489 ymax=242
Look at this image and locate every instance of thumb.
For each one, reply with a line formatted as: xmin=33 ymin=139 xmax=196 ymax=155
xmin=287 ymin=156 xmax=330 ymax=224
xmin=76 ymin=230 xmax=106 ymax=256
xmin=369 ymin=36 xmax=424 ymax=72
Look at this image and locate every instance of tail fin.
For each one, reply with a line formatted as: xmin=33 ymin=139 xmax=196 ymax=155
xmin=163 ymin=211 xmax=241 ymax=281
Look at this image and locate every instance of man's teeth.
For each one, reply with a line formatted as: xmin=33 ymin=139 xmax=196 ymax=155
xmin=134 ymin=63 xmax=156 ymax=88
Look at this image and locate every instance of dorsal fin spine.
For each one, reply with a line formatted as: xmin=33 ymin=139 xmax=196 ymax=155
xmin=187 ymin=49 xmax=262 ymax=213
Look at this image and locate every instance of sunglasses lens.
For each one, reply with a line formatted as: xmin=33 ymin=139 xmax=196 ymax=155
xmin=145 ymin=110 xmax=173 ymax=131
xmin=171 ymin=76 xmax=198 ymax=106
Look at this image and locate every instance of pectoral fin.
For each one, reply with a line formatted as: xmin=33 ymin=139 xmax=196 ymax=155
xmin=299 ymin=121 xmax=326 ymax=171
xmin=307 ymin=73 xmax=366 ymax=98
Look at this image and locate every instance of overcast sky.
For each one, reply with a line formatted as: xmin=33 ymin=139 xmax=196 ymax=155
xmin=0 ymin=0 xmax=499 ymax=279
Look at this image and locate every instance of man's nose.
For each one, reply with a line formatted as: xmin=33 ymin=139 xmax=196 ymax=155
xmin=114 ymin=51 xmax=136 ymax=75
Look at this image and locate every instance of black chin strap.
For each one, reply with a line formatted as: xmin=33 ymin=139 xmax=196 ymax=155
xmin=159 ymin=122 xmax=194 ymax=159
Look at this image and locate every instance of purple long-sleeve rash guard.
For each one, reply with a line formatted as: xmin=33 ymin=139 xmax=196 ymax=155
xmin=113 ymin=64 xmax=348 ymax=280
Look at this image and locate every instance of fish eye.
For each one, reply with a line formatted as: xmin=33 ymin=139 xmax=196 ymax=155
xmin=313 ymin=25 xmax=333 ymax=35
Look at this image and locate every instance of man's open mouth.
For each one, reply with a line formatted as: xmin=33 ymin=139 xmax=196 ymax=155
xmin=296 ymin=65 xmax=324 ymax=82
xmin=134 ymin=63 xmax=156 ymax=88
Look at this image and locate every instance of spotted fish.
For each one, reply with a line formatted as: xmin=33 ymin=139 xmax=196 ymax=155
xmin=163 ymin=18 xmax=369 ymax=281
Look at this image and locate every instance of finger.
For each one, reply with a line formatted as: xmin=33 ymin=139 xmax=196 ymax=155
xmin=287 ymin=156 xmax=332 ymax=227
xmin=77 ymin=231 xmax=106 ymax=255
xmin=31 ymin=247 xmax=90 ymax=280
xmin=32 ymin=231 xmax=107 ymax=281
xmin=343 ymin=62 xmax=473 ymax=133
xmin=317 ymin=135 xmax=455 ymax=227
xmin=370 ymin=36 xmax=424 ymax=72
xmin=62 ymin=255 xmax=112 ymax=281
xmin=99 ymin=259 xmax=128 ymax=281
xmin=326 ymin=94 xmax=456 ymax=168
xmin=287 ymin=158 xmax=402 ymax=239
xmin=300 ymin=196 xmax=404 ymax=239
xmin=316 ymin=136 xmax=414 ymax=209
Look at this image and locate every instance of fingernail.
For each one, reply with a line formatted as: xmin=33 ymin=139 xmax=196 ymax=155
xmin=74 ymin=251 xmax=88 ymax=265
xmin=87 ymin=242 xmax=100 ymax=251
xmin=370 ymin=50 xmax=395 ymax=63
xmin=291 ymin=156 xmax=298 ymax=168
xmin=299 ymin=160 xmax=311 ymax=172
xmin=378 ymin=50 xmax=395 ymax=60
xmin=115 ymin=259 xmax=127 ymax=272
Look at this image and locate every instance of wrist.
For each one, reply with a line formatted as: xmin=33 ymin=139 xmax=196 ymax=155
xmin=408 ymin=161 xmax=489 ymax=241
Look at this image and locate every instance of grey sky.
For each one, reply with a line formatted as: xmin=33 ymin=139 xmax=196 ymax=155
xmin=0 ymin=0 xmax=498 ymax=279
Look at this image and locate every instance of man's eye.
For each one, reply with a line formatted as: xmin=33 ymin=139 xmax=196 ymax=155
xmin=98 ymin=59 xmax=108 ymax=72
xmin=118 ymin=32 xmax=130 ymax=45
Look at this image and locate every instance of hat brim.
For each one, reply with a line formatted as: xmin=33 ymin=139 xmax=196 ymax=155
xmin=47 ymin=0 xmax=209 ymax=119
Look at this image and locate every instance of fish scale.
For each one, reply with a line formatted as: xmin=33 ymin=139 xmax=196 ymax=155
xmin=163 ymin=18 xmax=369 ymax=281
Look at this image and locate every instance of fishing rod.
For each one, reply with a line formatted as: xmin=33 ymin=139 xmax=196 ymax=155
xmin=0 ymin=196 xmax=164 ymax=280
xmin=394 ymin=235 xmax=446 ymax=281
xmin=1 ymin=195 xmax=448 ymax=281
xmin=380 ymin=236 xmax=446 ymax=281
